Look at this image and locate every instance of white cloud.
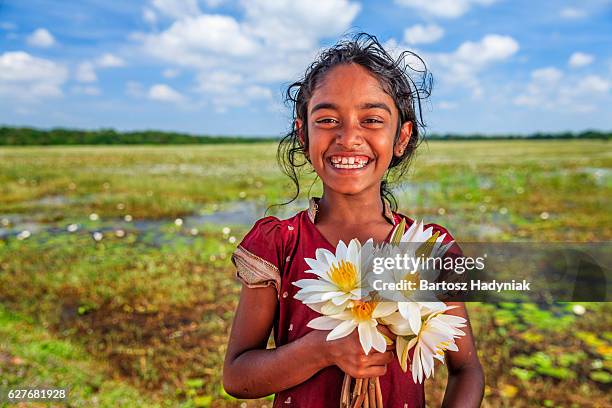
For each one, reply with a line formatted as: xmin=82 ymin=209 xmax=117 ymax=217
xmin=197 ymin=71 xmax=243 ymax=94
xmin=196 ymin=71 xmax=272 ymax=111
xmin=74 ymin=53 xmax=125 ymax=83
xmin=531 ymin=67 xmax=563 ymax=83
xmin=143 ymin=7 xmax=157 ymax=24
xmin=0 ymin=22 xmax=17 ymax=30
xmin=26 ymin=28 xmax=55 ymax=48
xmin=514 ymin=67 xmax=610 ymax=112
xmin=148 ymin=83 xmax=185 ymax=103
xmin=404 ymin=24 xmax=444 ymax=44
xmin=72 ymin=85 xmax=101 ymax=96
xmin=151 ymin=0 xmax=201 ymax=19
xmin=560 ymin=7 xmax=587 ymax=19
xmin=139 ymin=0 xmax=360 ymax=66
xmin=394 ymin=0 xmax=496 ymax=18
xmin=245 ymin=85 xmax=273 ymax=100
xmin=453 ymin=34 xmax=519 ymax=64
xmin=126 ymin=81 xmax=145 ymax=97
xmin=136 ymin=0 xmax=359 ymax=109
xmin=242 ymin=0 xmax=360 ymax=51
xmin=0 ymin=51 xmax=67 ymax=100
xmin=431 ymin=34 xmax=519 ymax=95
xmin=568 ymin=52 xmax=594 ymax=68
xmin=141 ymin=14 xmax=259 ymax=66
xmin=96 ymin=53 xmax=126 ymax=67
xmin=162 ymin=68 xmax=180 ymax=78
xmin=575 ymin=75 xmax=610 ymax=93
xmin=438 ymin=101 xmax=457 ymax=110
xmin=75 ymin=62 xmax=97 ymax=82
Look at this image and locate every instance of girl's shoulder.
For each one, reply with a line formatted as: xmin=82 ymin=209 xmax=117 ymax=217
xmin=230 ymin=213 xmax=302 ymax=297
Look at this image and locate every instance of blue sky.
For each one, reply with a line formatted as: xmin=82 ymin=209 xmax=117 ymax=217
xmin=0 ymin=0 xmax=610 ymax=136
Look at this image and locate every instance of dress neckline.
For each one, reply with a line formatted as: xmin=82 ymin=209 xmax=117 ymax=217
xmin=305 ymin=196 xmax=399 ymax=248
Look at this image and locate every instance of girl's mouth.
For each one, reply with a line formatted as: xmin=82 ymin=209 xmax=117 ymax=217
xmin=327 ymin=155 xmax=372 ymax=171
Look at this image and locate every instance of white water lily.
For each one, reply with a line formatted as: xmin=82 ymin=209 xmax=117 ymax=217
xmin=389 ymin=306 xmax=467 ymax=383
xmin=294 ymin=238 xmax=375 ymax=314
xmin=367 ymin=220 xmax=456 ymax=333
xmin=307 ymin=300 xmax=397 ymax=355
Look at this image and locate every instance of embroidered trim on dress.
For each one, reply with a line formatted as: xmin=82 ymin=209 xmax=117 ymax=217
xmin=307 ymin=196 xmax=396 ymax=226
xmin=232 ymin=245 xmax=281 ymax=296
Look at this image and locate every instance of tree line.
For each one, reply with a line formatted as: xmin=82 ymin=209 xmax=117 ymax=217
xmin=0 ymin=126 xmax=609 ymax=145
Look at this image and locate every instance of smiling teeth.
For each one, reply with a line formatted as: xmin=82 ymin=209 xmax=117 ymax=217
xmin=330 ymin=156 xmax=369 ymax=169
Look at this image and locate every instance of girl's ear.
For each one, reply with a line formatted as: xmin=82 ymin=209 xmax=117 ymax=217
xmin=394 ymin=121 xmax=413 ymax=157
xmin=295 ymin=119 xmax=310 ymax=160
xmin=295 ymin=119 xmax=305 ymax=146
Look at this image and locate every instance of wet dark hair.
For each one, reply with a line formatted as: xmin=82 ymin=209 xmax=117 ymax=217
xmin=275 ymin=32 xmax=432 ymax=212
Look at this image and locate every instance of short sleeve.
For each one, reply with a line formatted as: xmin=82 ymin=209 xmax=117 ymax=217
xmin=231 ymin=216 xmax=284 ymax=295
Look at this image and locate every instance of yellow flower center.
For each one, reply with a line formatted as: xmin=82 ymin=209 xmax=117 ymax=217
xmin=351 ymin=300 xmax=377 ymax=322
xmin=329 ymin=260 xmax=358 ymax=292
xmin=435 ymin=340 xmax=452 ymax=356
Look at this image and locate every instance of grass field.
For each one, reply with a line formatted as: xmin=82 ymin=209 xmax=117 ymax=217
xmin=0 ymin=140 xmax=610 ymax=407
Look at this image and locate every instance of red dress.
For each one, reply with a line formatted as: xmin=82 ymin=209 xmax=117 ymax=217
xmin=231 ymin=197 xmax=459 ymax=408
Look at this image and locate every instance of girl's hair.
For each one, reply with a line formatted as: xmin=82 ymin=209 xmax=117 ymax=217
xmin=274 ymin=32 xmax=433 ymax=212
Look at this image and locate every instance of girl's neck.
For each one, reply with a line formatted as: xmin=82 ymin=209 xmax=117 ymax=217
xmin=316 ymin=186 xmax=389 ymax=226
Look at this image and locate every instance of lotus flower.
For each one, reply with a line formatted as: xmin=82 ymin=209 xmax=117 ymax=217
xmin=307 ymin=300 xmax=397 ymax=354
xmin=383 ymin=305 xmax=467 ymax=383
xmin=294 ymin=238 xmax=375 ymax=315
xmin=367 ymin=219 xmax=456 ymax=334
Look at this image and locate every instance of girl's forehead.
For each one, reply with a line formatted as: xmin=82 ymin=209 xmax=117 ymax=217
xmin=309 ymin=64 xmax=394 ymax=110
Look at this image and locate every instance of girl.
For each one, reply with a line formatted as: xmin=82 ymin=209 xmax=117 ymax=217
xmin=223 ymin=33 xmax=484 ymax=408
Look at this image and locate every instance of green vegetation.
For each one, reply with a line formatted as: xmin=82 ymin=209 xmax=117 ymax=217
xmin=0 ymin=125 xmax=609 ymax=145
xmin=0 ymin=140 xmax=610 ymax=407
xmin=0 ymin=126 xmax=277 ymax=146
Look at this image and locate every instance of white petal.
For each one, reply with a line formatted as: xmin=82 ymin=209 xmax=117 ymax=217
xmin=358 ymin=322 xmax=373 ymax=355
xmin=330 ymin=292 xmax=352 ymax=305
xmin=319 ymin=248 xmax=338 ymax=270
xmin=346 ymin=239 xmax=361 ymax=266
xmin=320 ymin=291 xmax=346 ymax=301
xmin=372 ymin=302 xmax=397 ymax=318
xmin=304 ymin=267 xmax=332 ymax=280
xmin=336 ymin=240 xmax=348 ymax=260
xmin=398 ymin=302 xmax=421 ymax=335
xmin=305 ymin=257 xmax=331 ymax=277
xmin=372 ymin=329 xmax=387 ymax=353
xmin=327 ymin=320 xmax=357 ymax=340
xmin=321 ymin=301 xmax=349 ymax=315
xmin=307 ymin=316 xmax=341 ymax=330
xmin=412 ymin=345 xmax=422 ymax=383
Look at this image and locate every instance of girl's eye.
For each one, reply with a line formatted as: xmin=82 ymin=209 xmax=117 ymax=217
xmin=363 ymin=118 xmax=384 ymax=124
xmin=315 ymin=118 xmax=338 ymax=124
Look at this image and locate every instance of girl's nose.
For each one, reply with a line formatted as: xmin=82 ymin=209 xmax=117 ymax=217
xmin=335 ymin=122 xmax=363 ymax=149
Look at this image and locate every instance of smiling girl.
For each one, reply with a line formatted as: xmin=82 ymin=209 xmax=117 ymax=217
xmin=223 ymin=33 xmax=484 ymax=408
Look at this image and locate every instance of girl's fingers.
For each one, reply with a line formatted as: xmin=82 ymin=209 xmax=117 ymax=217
xmin=354 ymin=365 xmax=389 ymax=378
xmin=362 ymin=351 xmax=394 ymax=366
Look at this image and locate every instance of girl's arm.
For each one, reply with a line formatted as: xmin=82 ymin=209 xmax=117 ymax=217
xmin=441 ymin=301 xmax=485 ymax=408
xmin=223 ymin=285 xmax=394 ymax=399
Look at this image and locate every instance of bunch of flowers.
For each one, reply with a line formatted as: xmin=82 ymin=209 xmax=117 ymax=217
xmin=293 ymin=219 xmax=467 ymax=407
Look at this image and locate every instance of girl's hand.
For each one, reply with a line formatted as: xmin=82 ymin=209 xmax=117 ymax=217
xmin=315 ymin=327 xmax=395 ymax=378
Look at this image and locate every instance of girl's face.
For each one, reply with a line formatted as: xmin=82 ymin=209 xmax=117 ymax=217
xmin=297 ymin=63 xmax=412 ymax=196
